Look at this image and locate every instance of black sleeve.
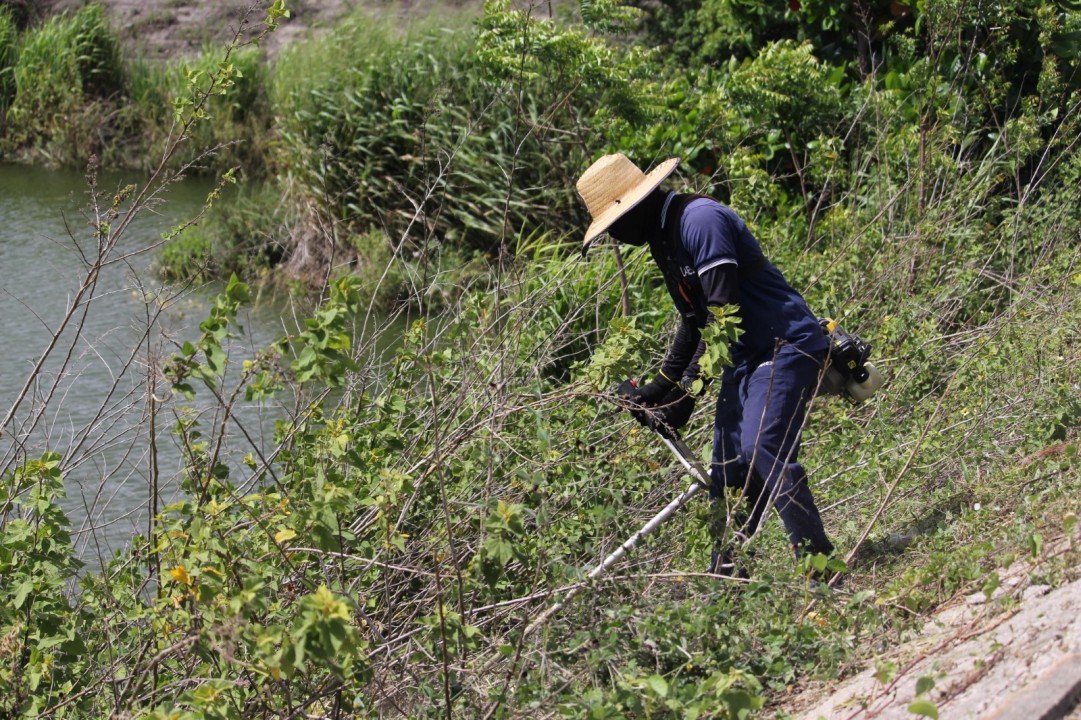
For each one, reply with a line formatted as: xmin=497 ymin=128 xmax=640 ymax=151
xmin=659 ymin=318 xmax=701 ymax=382
xmin=667 ymin=265 xmax=740 ymax=384
xmin=700 ymin=264 xmax=739 ymax=307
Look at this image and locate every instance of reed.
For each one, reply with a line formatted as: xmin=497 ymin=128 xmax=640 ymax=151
xmin=0 ymin=7 xmax=15 ymax=120
xmin=3 ymin=4 xmax=122 ymax=163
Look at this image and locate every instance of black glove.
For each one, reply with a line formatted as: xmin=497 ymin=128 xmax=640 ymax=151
xmin=617 ymin=375 xmax=674 ymax=407
xmin=616 ymin=378 xmax=695 ymax=438
xmin=616 ymin=378 xmax=653 ymax=428
xmin=652 ymin=385 xmax=695 ymax=438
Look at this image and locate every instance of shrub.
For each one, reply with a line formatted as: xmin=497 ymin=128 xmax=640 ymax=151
xmin=270 ymin=10 xmax=590 ymax=263
xmin=156 ymin=226 xmax=213 ymax=283
xmin=0 ymin=455 xmax=88 ymax=717
xmin=122 ymin=43 xmax=272 ymax=175
xmin=4 ymin=3 xmax=123 ymax=163
xmin=156 ymin=183 xmax=286 ymax=283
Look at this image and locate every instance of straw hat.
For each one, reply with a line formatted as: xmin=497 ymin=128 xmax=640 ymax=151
xmin=576 ymin=153 xmax=680 ymax=252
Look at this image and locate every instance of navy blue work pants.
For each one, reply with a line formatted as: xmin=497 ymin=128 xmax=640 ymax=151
xmin=710 ymin=344 xmax=834 ymax=557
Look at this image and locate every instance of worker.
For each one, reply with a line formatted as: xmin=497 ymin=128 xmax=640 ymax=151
xmin=576 ymin=153 xmax=835 ymax=576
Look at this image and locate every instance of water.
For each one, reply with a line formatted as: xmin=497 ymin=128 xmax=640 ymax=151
xmin=0 ymin=163 xmax=291 ymax=561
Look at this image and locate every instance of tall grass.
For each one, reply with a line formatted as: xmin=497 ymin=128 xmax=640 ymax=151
xmin=0 ymin=2 xmax=272 ymax=172
xmin=3 ymin=3 xmax=122 ymax=163
xmin=270 ymin=10 xmax=588 ymax=268
xmin=127 ymin=44 xmax=271 ymax=174
xmin=0 ymin=7 xmax=16 ymax=122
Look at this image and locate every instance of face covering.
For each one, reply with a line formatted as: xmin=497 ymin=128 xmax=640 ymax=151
xmin=607 ymin=203 xmax=648 ymax=246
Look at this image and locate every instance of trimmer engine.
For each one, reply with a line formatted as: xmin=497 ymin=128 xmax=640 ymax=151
xmin=819 ymin=318 xmax=883 ymax=402
xmin=821 ymin=318 xmax=872 ymax=382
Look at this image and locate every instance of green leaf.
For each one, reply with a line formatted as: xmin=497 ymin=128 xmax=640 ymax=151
xmin=722 ymin=689 xmax=761 ymax=719
xmin=224 ymin=273 xmax=250 ymax=303
xmin=875 ymin=660 xmax=897 ymax=685
xmin=915 ymin=675 xmax=935 ymax=695
xmin=173 ymin=381 xmax=196 ymax=400
xmin=645 ymin=674 xmax=668 ymax=697
xmin=908 ymin=699 xmax=939 ymax=719
xmin=204 ymin=343 xmax=226 ymax=376
xmin=12 ymin=578 xmax=34 ymax=609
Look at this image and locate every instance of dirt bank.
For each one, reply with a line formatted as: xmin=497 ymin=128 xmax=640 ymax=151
xmin=39 ymin=0 xmax=453 ymax=60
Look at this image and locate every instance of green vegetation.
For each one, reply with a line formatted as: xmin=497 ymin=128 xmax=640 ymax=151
xmin=127 ymin=43 xmax=273 ymax=176
xmin=2 ymin=4 xmax=122 ymax=164
xmin=0 ymin=8 xmax=16 ymax=125
xmin=0 ymin=3 xmax=269 ymax=171
xmin=1 ymin=0 xmax=1080 ymax=717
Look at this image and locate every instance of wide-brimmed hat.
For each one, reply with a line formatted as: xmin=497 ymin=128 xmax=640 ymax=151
xmin=576 ymin=153 xmax=680 ymax=253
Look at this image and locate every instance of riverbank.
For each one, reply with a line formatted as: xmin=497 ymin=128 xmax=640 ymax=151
xmin=1 ymin=2 xmax=1079 ymax=718
xmin=0 ymin=0 xmax=501 ymax=296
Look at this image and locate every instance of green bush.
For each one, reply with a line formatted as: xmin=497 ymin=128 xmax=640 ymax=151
xmin=122 ymin=44 xmax=272 ymax=175
xmin=0 ymin=455 xmax=88 ymax=717
xmin=156 ymin=226 xmax=213 ymax=283
xmin=0 ymin=4 xmax=276 ymax=171
xmin=4 ymin=3 xmax=122 ymax=162
xmin=173 ymin=44 xmax=271 ymax=174
xmin=270 ymin=11 xmax=589 ymax=259
xmin=156 ymin=183 xmax=285 ymax=284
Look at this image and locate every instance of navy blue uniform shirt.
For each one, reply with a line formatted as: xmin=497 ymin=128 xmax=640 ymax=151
xmin=659 ymin=193 xmax=827 ymax=379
